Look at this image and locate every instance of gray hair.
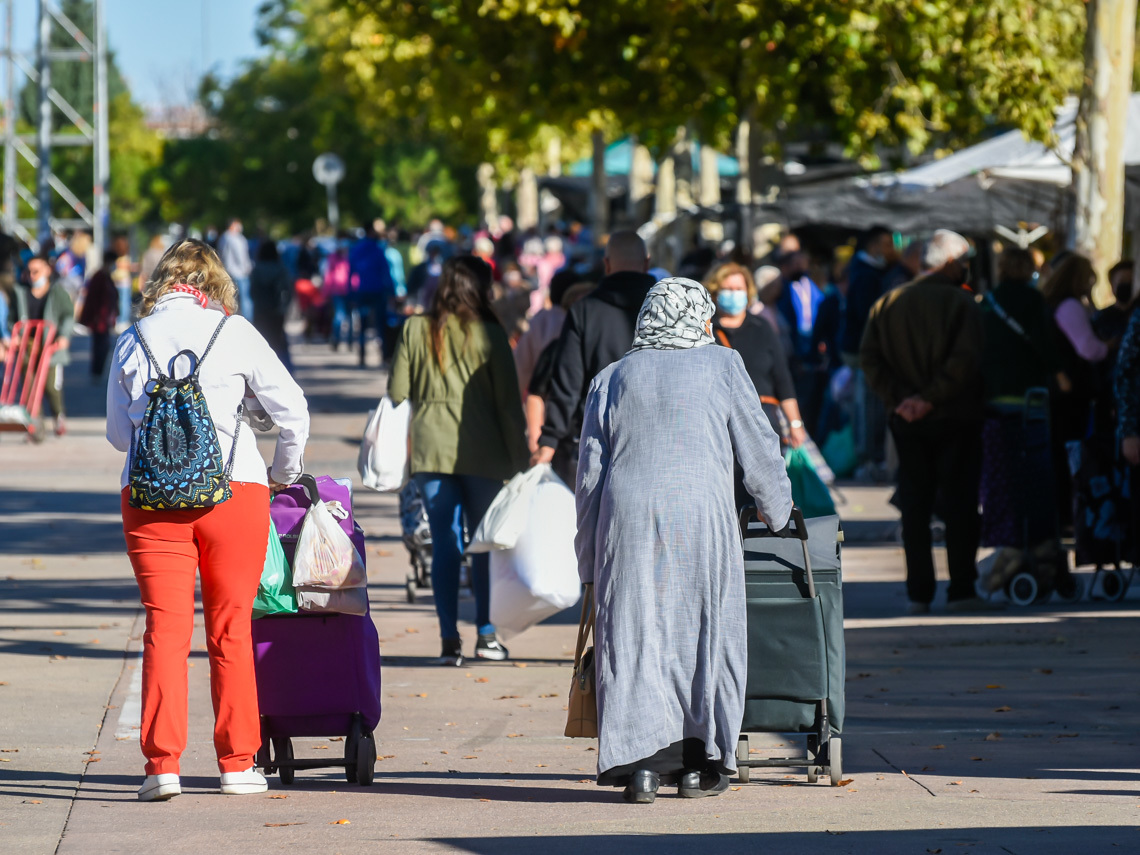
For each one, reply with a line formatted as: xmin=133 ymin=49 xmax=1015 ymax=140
xmin=922 ymin=229 xmax=971 ymax=270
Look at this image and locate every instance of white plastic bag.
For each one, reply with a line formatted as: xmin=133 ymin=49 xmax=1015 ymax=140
xmin=358 ymin=396 xmax=410 ymax=492
xmin=468 ymin=465 xmax=551 ymax=553
xmin=488 ymin=470 xmax=581 ymax=636
xmin=295 ymin=585 xmax=368 ymax=616
xmin=292 ymin=501 xmax=367 ymax=589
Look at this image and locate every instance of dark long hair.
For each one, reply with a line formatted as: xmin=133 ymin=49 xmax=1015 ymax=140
xmin=429 ymin=255 xmax=498 ymax=369
xmin=1040 ymin=253 xmax=1095 ymax=309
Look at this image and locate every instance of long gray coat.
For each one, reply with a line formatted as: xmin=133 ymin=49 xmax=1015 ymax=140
xmin=576 ymin=345 xmax=793 ymax=776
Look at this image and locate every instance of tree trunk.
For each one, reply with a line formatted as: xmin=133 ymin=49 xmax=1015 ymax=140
xmin=655 ymin=153 xmax=676 ymax=220
xmin=699 ymin=140 xmax=722 ymax=244
xmin=673 ymin=125 xmax=694 ymax=210
xmin=517 ymin=167 xmax=538 ymax=231
xmin=629 ymin=139 xmax=654 ymax=226
xmin=1073 ymin=0 xmax=1138 ymax=307
xmin=591 ymin=129 xmax=608 ymax=245
xmin=477 ymin=163 xmax=499 ymax=233
xmin=547 ymin=136 xmax=562 ymax=177
xmin=736 ymin=112 xmax=753 ymax=255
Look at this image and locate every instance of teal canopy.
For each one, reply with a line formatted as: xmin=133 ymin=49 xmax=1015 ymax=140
xmin=568 ymin=138 xmax=739 ymax=178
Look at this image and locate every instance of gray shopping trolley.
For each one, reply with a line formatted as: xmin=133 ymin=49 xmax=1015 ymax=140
xmin=736 ymin=507 xmax=846 ymax=786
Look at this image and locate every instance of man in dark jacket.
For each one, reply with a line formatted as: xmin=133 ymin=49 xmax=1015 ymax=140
xmin=531 ymin=231 xmax=655 ymax=482
xmin=861 ymin=230 xmax=991 ymax=615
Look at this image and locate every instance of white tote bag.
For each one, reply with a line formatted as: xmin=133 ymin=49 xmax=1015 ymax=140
xmin=468 ymin=464 xmax=551 ymax=553
xmin=489 ymin=470 xmax=581 ymax=636
xmin=358 ymin=396 xmax=411 ymax=492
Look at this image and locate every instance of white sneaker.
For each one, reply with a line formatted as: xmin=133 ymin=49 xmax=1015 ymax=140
xmin=138 ymin=774 xmax=181 ymax=802
xmin=220 ymin=767 xmax=268 ymax=795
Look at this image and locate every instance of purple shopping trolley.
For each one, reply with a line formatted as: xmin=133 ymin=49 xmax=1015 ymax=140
xmin=254 ymin=475 xmax=382 ymax=786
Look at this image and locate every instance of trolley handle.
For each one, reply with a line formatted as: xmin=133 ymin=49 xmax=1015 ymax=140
xmin=740 ymin=506 xmax=817 ymax=599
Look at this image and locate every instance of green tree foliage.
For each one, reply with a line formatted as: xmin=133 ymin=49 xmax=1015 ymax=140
xmin=151 ymin=1 xmax=478 ymax=232
xmin=330 ymin=0 xmax=1086 ymax=169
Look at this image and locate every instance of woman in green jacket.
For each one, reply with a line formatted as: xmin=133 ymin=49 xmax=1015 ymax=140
xmin=388 ymin=255 xmax=529 ymax=666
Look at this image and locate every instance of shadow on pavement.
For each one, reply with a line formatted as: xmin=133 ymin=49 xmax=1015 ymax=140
xmin=0 ymin=489 xmax=124 ymax=555
xmin=0 ymin=577 xmax=140 ymax=620
xmin=432 ymin=827 xmax=1135 ymax=854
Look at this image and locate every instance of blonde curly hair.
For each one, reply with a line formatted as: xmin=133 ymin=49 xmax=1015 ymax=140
xmin=140 ymin=238 xmax=237 ymax=317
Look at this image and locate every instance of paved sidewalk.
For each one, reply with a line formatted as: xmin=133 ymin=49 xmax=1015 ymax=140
xmin=1 ymin=336 xmax=1138 ymax=854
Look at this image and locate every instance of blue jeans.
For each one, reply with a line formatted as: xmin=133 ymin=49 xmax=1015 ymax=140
xmin=413 ymin=473 xmax=502 ymax=640
xmin=233 ymin=276 xmax=254 ymax=320
xmin=330 ymin=295 xmax=353 ymax=345
xmin=117 ymin=284 xmax=132 ymax=326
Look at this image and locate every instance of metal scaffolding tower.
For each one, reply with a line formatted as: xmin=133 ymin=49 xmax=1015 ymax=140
xmin=1 ymin=0 xmax=109 ymax=251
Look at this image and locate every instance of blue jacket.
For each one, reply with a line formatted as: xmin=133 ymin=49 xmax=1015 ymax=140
xmin=349 ymin=238 xmax=394 ymax=296
xmin=777 ymin=275 xmax=824 ymax=363
xmin=842 ymin=252 xmax=889 ymax=355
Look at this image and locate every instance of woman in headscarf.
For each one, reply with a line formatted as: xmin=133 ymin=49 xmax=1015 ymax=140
xmin=576 ymin=277 xmax=793 ymax=804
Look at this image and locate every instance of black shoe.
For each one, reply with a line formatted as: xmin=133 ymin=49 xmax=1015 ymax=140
xmin=474 ymin=634 xmax=509 ymax=661
xmin=678 ymin=771 xmax=730 ymax=798
xmin=438 ymin=638 xmax=464 ymax=667
xmin=623 ymin=770 xmax=660 ymax=804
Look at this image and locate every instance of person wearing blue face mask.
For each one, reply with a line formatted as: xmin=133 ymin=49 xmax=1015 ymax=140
xmin=707 ymin=263 xmax=806 ymax=507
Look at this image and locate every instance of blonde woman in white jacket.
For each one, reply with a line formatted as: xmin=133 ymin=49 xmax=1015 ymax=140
xmin=106 ymin=239 xmax=309 ymax=801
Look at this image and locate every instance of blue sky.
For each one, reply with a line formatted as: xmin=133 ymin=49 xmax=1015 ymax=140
xmin=15 ymin=0 xmax=264 ymax=108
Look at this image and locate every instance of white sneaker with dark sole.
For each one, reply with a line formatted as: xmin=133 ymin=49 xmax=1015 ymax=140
xmin=220 ymin=768 xmax=268 ymax=795
xmin=138 ymin=774 xmax=181 ymax=802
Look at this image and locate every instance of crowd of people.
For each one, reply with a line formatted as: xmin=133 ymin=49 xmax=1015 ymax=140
xmin=3 ymin=213 xmax=1138 ymax=804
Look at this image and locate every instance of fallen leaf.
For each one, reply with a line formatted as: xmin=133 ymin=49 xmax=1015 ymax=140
xmin=495 ymin=695 xmax=520 ymax=700
xmin=969 ymin=789 xmax=979 ymax=793
xmin=440 ymin=751 xmax=448 ymax=755
xmin=415 ymin=693 xmax=428 ymax=698
xmin=265 ymin=822 xmax=305 ymax=827
xmin=381 ymin=755 xmax=396 ymax=759
xmin=507 ymin=733 xmax=523 ymax=738
xmin=730 ymin=786 xmax=742 ymax=791
xmin=1055 ymin=733 xmax=1080 ymax=738
xmin=921 ymin=766 xmax=935 ymax=772
xmin=927 ymin=850 xmax=942 ymax=854
xmin=475 ymin=677 xmax=489 ymax=683
xmin=971 ymin=757 xmax=985 ymax=762
xmin=53 ymin=630 xmax=65 ymax=636
xmin=984 ymin=732 xmax=1002 ymax=741
xmin=330 ymin=737 xmax=344 ymax=742
xmin=0 ymin=758 xmax=10 ymax=762
xmin=313 ymin=745 xmax=329 ymax=750
xmin=479 ymin=798 xmax=490 ymax=802
xmin=1036 ymin=668 xmax=1053 ymax=675
xmin=536 ymin=764 xmax=547 ymax=768
xmin=49 ymin=655 xmax=68 ymax=660
xmin=404 ymin=627 xmax=419 ymax=633
xmin=836 ymin=778 xmax=854 ymax=786
xmin=331 ymin=819 xmax=351 ymax=825
xmin=514 ymin=663 xmax=527 ymax=668
xmin=1 ymin=749 xmax=18 ymax=753
xmin=985 ymin=684 xmax=1003 ymax=690
xmin=463 ymin=755 xmax=478 ymax=760
xmin=84 ymin=757 xmax=100 ymax=764
xmin=949 ymin=781 xmax=963 ymax=786
xmin=993 ymin=706 xmax=1012 ymax=713
xmin=539 ymin=693 xmax=558 ymax=698
xmin=23 ymin=800 xmax=42 ymax=804
xmin=0 ymin=682 xmax=8 ymax=686
xmin=268 ymin=795 xmax=288 ymax=799
xmin=376 ymin=549 xmax=392 ymax=557
xmin=931 ymin=744 xmax=946 ymax=750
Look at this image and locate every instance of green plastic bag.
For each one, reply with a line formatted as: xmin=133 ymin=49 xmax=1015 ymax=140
xmin=820 ymin=425 xmax=857 ymax=479
xmin=253 ymin=520 xmax=298 ymax=619
xmin=785 ymin=446 xmax=837 ymax=519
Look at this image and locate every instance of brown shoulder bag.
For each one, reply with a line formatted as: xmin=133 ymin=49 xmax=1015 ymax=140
xmin=564 ymin=584 xmax=597 ymax=738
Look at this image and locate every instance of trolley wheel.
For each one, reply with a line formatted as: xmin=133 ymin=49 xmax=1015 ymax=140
xmin=1006 ymin=572 xmax=1039 ymax=607
xmin=355 ymin=731 xmax=376 ymax=786
xmin=256 ymin=721 xmax=272 ymax=774
xmin=735 ymin=737 xmax=751 ymax=783
xmin=273 ymin=738 xmax=294 ymax=786
xmin=1054 ymin=574 xmax=1085 ymax=604
xmin=828 ymin=738 xmax=844 ymax=786
xmin=1033 ymin=580 xmax=1055 ymax=605
xmin=345 ymin=716 xmax=363 ymax=783
xmin=405 ymin=578 xmax=416 ymax=603
xmin=806 ymin=734 xmax=820 ymax=784
xmin=1101 ymin=568 xmax=1128 ymax=602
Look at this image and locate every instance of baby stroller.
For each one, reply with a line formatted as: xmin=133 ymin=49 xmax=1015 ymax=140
xmin=1068 ymin=435 xmax=1137 ymax=602
xmin=399 ymin=481 xmax=432 ymax=603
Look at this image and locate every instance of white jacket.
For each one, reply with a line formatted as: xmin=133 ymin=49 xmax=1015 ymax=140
xmin=106 ymin=292 xmax=309 ymax=490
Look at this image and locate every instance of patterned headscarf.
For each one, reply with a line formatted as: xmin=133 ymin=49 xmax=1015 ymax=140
xmin=629 ymin=277 xmax=716 ymax=352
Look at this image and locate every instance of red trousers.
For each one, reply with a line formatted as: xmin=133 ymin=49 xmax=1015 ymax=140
xmin=121 ymin=483 xmax=269 ymax=775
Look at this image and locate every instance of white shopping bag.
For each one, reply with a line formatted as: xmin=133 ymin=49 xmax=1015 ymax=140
xmin=358 ymin=396 xmax=410 ymax=492
xmin=292 ymin=501 xmax=367 ymax=589
xmin=488 ymin=469 xmax=581 ymax=637
xmin=468 ymin=464 xmax=551 ymax=553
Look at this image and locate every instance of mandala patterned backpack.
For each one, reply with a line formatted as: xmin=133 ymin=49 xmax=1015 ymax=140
xmin=128 ymin=316 xmax=243 ymax=510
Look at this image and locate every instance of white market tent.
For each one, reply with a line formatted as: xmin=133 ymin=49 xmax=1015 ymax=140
xmin=765 ymin=95 xmax=1140 ymax=234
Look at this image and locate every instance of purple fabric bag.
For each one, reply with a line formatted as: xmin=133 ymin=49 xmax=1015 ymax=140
xmin=270 ymin=475 xmax=366 ymax=568
xmin=254 ymin=474 xmax=382 ymax=736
